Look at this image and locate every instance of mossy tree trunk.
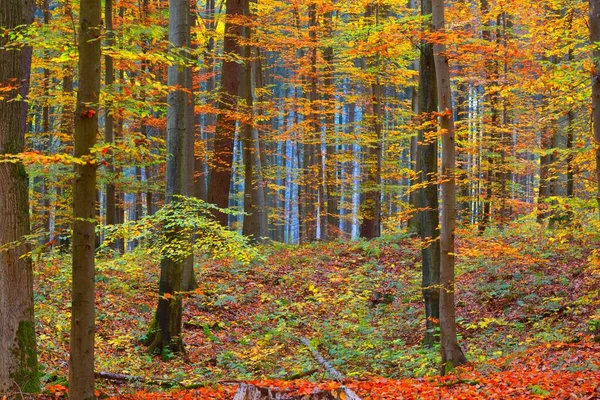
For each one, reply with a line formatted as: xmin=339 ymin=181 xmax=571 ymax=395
xmin=0 ymin=0 xmax=40 ymax=394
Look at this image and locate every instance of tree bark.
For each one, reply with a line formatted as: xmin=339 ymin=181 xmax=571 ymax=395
xmin=105 ymin=0 xmax=117 ymax=245
xmin=590 ymin=0 xmax=600 ymax=217
xmin=70 ymin=0 xmax=102 ymax=395
xmin=0 ymin=0 xmax=40 ymax=393
xmin=323 ymin=8 xmax=339 ymax=240
xmin=207 ymin=0 xmax=245 ymax=226
xmin=242 ymin=2 xmax=268 ymax=241
xmin=419 ymin=0 xmax=440 ymax=346
xmin=359 ymin=4 xmax=382 ymax=239
xmin=145 ymin=0 xmax=191 ymax=356
xmin=432 ymin=0 xmax=467 ymax=374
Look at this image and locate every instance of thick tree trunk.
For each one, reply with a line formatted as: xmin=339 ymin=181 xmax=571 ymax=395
xmin=432 ymin=0 xmax=467 ymax=374
xmin=590 ymin=0 xmax=600 ymax=217
xmin=0 ymin=0 xmax=40 ymax=393
xmin=419 ymin=0 xmax=440 ymax=346
xmin=70 ymin=0 xmax=102 ymax=395
xmin=181 ymin=5 xmax=198 ymax=292
xmin=207 ymin=0 xmax=244 ymax=226
xmin=145 ymin=0 xmax=191 ymax=356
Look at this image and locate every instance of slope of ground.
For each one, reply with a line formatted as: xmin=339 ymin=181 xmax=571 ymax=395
xmin=35 ymin=218 xmax=600 ymax=398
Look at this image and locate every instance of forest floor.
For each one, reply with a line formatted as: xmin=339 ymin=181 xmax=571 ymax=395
xmin=34 ymin=217 xmax=600 ymax=399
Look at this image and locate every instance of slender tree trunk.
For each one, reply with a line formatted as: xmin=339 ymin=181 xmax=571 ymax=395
xmin=70 ymin=0 xmax=101 ymax=395
xmin=478 ymin=0 xmax=495 ymax=234
xmin=242 ymin=4 xmax=268 ymax=241
xmin=419 ymin=0 xmax=440 ymax=346
xmin=360 ymin=4 xmax=382 ymax=239
xmin=0 ymin=0 xmax=40 ymax=393
xmin=566 ymin=109 xmax=574 ymax=198
xmin=432 ymin=0 xmax=467 ymax=374
xmin=590 ymin=0 xmax=600 ymax=217
xmin=323 ymin=9 xmax=338 ymax=240
xmin=195 ymin=0 xmax=215 ymax=202
xmin=207 ymin=0 xmax=245 ymax=226
xmin=105 ymin=0 xmax=116 ymax=239
xmin=537 ymin=120 xmax=552 ymax=223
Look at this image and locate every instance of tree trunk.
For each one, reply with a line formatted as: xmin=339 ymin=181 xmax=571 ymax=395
xmin=0 ymin=0 xmax=40 ymax=393
xmin=181 ymin=4 xmax=198 ymax=292
xmin=242 ymin=3 xmax=268 ymax=241
xmin=432 ymin=0 xmax=467 ymax=375
xmin=418 ymin=0 xmax=440 ymax=346
xmin=207 ymin=0 xmax=245 ymax=226
xmin=590 ymin=0 xmax=600 ymax=217
xmin=359 ymin=4 xmax=382 ymax=240
xmin=70 ymin=0 xmax=102 ymax=395
xmin=105 ymin=0 xmax=117 ymax=244
xmin=323 ymin=9 xmax=338 ymax=240
xmin=145 ymin=0 xmax=191 ymax=356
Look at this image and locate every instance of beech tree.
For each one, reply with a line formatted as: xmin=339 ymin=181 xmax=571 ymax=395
xmin=432 ymin=0 xmax=467 ymax=373
xmin=591 ymin=0 xmax=600 ymax=218
xmin=208 ymin=0 xmax=245 ymax=226
xmin=69 ymin=0 xmax=102 ymax=395
xmin=144 ymin=0 xmax=191 ymax=357
xmin=0 ymin=0 xmax=40 ymax=393
xmin=419 ymin=0 xmax=440 ymax=346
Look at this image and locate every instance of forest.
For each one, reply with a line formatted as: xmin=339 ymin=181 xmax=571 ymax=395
xmin=1 ymin=0 xmax=600 ymax=398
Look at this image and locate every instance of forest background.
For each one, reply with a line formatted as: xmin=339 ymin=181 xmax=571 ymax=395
xmin=1 ymin=0 xmax=600 ymax=398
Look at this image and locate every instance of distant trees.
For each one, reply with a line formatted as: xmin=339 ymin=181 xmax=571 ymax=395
xmin=0 ymin=0 xmax=40 ymax=394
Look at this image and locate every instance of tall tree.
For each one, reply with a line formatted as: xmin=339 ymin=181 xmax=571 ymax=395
xmin=590 ymin=0 xmax=600 ymax=218
xmin=144 ymin=0 xmax=191 ymax=357
xmin=241 ymin=0 xmax=268 ymax=241
xmin=207 ymin=0 xmax=245 ymax=226
xmin=432 ymin=0 xmax=467 ymax=374
xmin=419 ymin=0 xmax=440 ymax=346
xmin=69 ymin=0 xmax=102 ymax=395
xmin=0 ymin=0 xmax=40 ymax=393
xmin=105 ymin=0 xmax=117 ymax=243
xmin=359 ymin=3 xmax=382 ymax=239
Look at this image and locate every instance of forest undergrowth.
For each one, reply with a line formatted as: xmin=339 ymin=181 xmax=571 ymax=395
xmin=34 ymin=215 xmax=600 ymax=399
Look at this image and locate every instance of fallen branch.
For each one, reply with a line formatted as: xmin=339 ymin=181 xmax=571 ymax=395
xmin=299 ymin=338 xmax=344 ymax=381
xmin=298 ymin=337 xmax=361 ymax=400
xmin=94 ymin=372 xmax=175 ymax=387
xmin=285 ymin=368 xmax=319 ymax=381
xmin=95 ymin=372 xmax=240 ymax=389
